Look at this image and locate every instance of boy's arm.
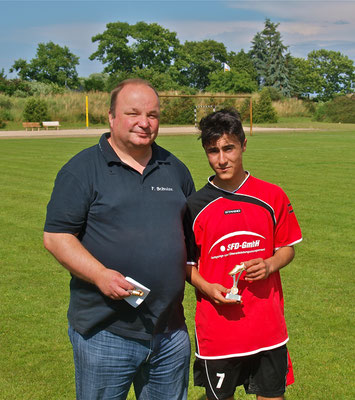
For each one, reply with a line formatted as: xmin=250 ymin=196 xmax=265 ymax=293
xmin=244 ymin=246 xmax=295 ymax=281
xmin=186 ymin=264 xmax=239 ymax=305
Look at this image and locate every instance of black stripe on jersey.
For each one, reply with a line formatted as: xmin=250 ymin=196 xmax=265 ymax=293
xmin=228 ymin=192 xmax=276 ymax=226
xmin=187 ymin=183 xmax=276 ymax=226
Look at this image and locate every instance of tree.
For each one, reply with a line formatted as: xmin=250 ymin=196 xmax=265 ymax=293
xmin=175 ymin=40 xmax=228 ymax=89
xmin=0 ymin=69 xmax=31 ymax=96
xmin=227 ymin=50 xmax=258 ymax=83
xmin=80 ymin=73 xmax=109 ymax=92
xmin=131 ymin=22 xmax=180 ymax=72
xmin=90 ymin=21 xmax=180 ymax=74
xmin=253 ymin=88 xmax=278 ymax=123
xmin=206 ymin=69 xmax=257 ymax=93
xmin=307 ymin=49 xmax=354 ymax=101
xmin=291 ymin=57 xmax=320 ymax=98
xmin=249 ymin=32 xmax=268 ymax=86
xmin=250 ymin=19 xmax=293 ymax=96
xmin=10 ymin=42 xmax=79 ymax=88
xmin=105 ymin=67 xmax=183 ymax=92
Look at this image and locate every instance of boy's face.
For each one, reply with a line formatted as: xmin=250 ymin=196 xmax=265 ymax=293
xmin=204 ymin=133 xmax=247 ymax=191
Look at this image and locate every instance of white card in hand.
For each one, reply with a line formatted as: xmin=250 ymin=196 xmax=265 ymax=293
xmin=124 ymin=277 xmax=150 ymax=308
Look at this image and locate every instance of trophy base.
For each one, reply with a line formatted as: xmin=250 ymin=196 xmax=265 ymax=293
xmin=225 ymin=293 xmax=242 ymax=302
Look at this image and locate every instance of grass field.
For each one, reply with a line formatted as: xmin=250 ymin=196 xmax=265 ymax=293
xmin=0 ymin=129 xmax=354 ymax=399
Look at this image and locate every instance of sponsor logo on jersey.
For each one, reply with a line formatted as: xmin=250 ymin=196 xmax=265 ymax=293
xmin=224 ymin=209 xmax=242 ymax=214
xmin=209 ymin=231 xmax=265 ymax=260
xmin=222 ymin=240 xmax=260 ymax=251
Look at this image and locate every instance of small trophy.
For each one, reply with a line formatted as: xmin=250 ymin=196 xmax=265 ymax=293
xmin=225 ymin=263 xmax=245 ymax=302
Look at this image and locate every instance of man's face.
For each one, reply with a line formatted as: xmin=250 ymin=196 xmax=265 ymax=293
xmin=204 ymin=133 xmax=247 ymax=190
xmin=108 ymin=84 xmax=160 ymax=150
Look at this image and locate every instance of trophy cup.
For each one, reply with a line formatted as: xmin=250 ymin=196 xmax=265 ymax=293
xmin=225 ymin=263 xmax=245 ymax=302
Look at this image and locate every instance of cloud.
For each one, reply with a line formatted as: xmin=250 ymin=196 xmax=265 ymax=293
xmin=228 ymin=0 xmax=355 ymax=23
xmin=226 ymin=1 xmax=355 ymax=41
xmin=166 ymin=2 xmax=355 ymax=59
xmin=7 ymin=22 xmax=106 ymax=53
xmin=2 ymin=1 xmax=354 ymax=77
xmin=1 ymin=21 xmax=107 ymax=76
xmin=163 ymin=19 xmax=262 ymax=50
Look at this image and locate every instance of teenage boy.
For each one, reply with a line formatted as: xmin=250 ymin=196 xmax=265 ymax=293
xmin=185 ymin=108 xmax=302 ymax=400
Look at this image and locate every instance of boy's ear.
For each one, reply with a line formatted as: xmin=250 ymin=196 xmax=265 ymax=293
xmin=242 ymin=139 xmax=247 ymax=152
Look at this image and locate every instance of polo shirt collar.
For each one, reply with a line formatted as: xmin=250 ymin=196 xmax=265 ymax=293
xmin=98 ymin=132 xmax=169 ymax=166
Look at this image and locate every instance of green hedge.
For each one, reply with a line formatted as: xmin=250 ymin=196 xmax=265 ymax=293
xmin=314 ymin=95 xmax=355 ymax=123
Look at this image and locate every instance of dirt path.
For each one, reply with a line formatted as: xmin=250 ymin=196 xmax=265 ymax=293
xmin=0 ymin=125 xmax=313 ymax=139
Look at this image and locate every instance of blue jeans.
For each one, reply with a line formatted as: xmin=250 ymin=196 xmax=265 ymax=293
xmin=68 ymin=325 xmax=190 ymax=400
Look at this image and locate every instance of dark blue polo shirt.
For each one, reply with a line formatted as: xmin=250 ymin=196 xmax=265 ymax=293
xmin=44 ymin=133 xmax=195 ymax=339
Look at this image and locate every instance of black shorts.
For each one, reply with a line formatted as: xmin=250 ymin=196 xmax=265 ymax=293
xmin=194 ymin=345 xmax=288 ymax=400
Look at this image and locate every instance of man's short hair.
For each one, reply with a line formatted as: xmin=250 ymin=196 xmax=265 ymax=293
xmin=199 ymin=108 xmax=245 ymax=148
xmin=110 ymin=78 xmax=159 ymax=117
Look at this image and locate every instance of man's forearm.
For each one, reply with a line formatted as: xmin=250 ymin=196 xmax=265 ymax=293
xmin=43 ymin=232 xmax=134 ymax=299
xmin=43 ymin=232 xmax=106 ymax=285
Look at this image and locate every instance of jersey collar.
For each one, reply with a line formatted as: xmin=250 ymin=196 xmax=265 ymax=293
xmin=207 ymin=171 xmax=250 ymax=194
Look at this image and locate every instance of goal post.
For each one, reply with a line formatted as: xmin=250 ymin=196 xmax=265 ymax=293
xmin=158 ymin=93 xmax=253 ymax=135
xmin=194 ymin=105 xmax=216 ymax=127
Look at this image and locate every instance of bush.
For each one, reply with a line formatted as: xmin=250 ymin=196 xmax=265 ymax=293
xmin=314 ymin=95 xmax=355 ymax=123
xmin=217 ymin=98 xmax=237 ymax=110
xmin=262 ymin=86 xmax=283 ymax=101
xmin=0 ymin=77 xmax=31 ymax=96
xmin=303 ymin=99 xmax=317 ymax=115
xmin=239 ymin=98 xmax=252 ymax=122
xmin=160 ymin=97 xmax=195 ymax=125
xmin=253 ymin=89 xmax=278 ymax=123
xmin=0 ymin=109 xmax=13 ymax=121
xmin=0 ymin=94 xmax=13 ymax=109
xmin=27 ymin=81 xmax=66 ymax=96
xmin=0 ymin=94 xmax=14 ymax=123
xmin=80 ymin=73 xmax=109 ymax=92
xmin=273 ymin=98 xmax=313 ymax=118
xmin=23 ymin=97 xmax=50 ymax=122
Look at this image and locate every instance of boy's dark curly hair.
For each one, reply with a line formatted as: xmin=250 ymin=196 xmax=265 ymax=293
xmin=199 ymin=108 xmax=245 ymax=148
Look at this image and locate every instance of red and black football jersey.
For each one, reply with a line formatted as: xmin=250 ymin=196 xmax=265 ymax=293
xmin=185 ymin=174 xmax=302 ymax=359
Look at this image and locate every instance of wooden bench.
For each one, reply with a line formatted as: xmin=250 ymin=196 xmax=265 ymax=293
xmin=42 ymin=121 xmax=61 ymax=130
xmin=23 ymin=122 xmax=41 ymax=131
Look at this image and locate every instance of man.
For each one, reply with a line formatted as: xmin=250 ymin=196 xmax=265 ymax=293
xmin=185 ymin=108 xmax=302 ymax=400
xmin=44 ymin=79 xmax=195 ymax=400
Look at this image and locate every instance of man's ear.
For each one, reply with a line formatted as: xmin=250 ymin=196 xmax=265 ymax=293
xmin=108 ymin=110 xmax=114 ymax=129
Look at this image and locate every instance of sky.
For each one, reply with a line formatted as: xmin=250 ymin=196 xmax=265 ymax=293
xmin=1 ymin=0 xmax=355 ymax=78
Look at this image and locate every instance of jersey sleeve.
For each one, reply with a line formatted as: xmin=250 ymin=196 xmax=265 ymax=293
xmin=184 ymin=204 xmax=199 ymax=265
xmin=274 ymin=189 xmax=302 ymax=249
xmin=44 ymin=167 xmax=91 ymax=234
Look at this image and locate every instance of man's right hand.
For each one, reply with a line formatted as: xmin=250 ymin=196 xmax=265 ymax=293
xmin=94 ymin=268 xmax=135 ymax=300
xmin=44 ymin=232 xmax=135 ymax=301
